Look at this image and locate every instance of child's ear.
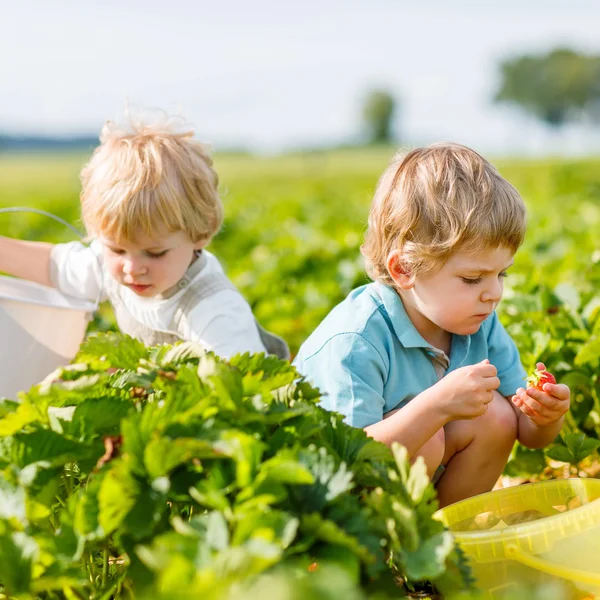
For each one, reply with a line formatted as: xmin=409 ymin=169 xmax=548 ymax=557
xmin=387 ymin=250 xmax=414 ymax=289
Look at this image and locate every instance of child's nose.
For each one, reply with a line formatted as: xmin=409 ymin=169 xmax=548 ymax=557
xmin=482 ymin=280 xmax=502 ymax=303
xmin=123 ymin=258 xmax=147 ymax=276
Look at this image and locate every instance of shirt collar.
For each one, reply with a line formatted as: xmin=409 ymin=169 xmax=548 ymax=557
xmin=374 ymin=282 xmax=432 ymax=349
xmin=372 ymin=282 xmax=471 ymax=366
xmin=154 ymin=250 xmax=208 ymax=300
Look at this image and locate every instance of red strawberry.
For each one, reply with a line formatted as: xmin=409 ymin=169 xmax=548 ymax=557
xmin=526 ymin=368 xmax=556 ymax=391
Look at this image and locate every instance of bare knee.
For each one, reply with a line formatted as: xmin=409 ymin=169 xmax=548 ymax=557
xmin=414 ymin=428 xmax=445 ymax=479
xmin=478 ymin=390 xmax=518 ymax=449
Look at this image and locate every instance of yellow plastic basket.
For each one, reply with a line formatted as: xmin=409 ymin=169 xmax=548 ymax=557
xmin=435 ymin=479 xmax=600 ymax=599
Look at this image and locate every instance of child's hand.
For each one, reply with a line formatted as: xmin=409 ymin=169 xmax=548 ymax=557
xmin=437 ymin=359 xmax=500 ymax=421
xmin=511 ymin=362 xmax=570 ymax=427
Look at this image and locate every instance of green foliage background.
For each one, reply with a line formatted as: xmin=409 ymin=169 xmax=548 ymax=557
xmin=2 ymin=149 xmax=600 ymax=598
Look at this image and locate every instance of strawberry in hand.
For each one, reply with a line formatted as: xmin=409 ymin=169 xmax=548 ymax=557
xmin=511 ymin=362 xmax=570 ymax=427
xmin=526 ymin=367 xmax=556 ymax=391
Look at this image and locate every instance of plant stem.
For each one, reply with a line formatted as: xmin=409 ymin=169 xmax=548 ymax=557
xmin=102 ymin=543 xmax=109 ymax=589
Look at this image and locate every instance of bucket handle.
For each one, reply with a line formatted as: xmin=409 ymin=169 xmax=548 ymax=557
xmin=0 ymin=207 xmax=103 ymax=311
xmin=506 ymin=544 xmax=600 ymax=586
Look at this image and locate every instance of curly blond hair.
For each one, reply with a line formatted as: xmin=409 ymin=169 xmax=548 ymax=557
xmin=80 ymin=107 xmax=223 ymax=245
xmin=361 ymin=142 xmax=526 ymax=286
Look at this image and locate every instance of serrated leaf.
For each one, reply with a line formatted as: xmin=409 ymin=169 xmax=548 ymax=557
xmin=75 ymin=332 xmax=146 ymax=370
xmin=403 ymin=531 xmax=454 ymax=581
xmin=143 ymin=437 xmax=219 ymax=480
xmin=67 ymin=397 xmax=133 ymax=439
xmin=198 ymin=358 xmax=244 ymax=407
xmin=12 ymin=430 xmax=90 ymax=468
xmin=301 ymin=513 xmax=374 ymax=563
xmin=214 ymin=431 xmax=265 ymax=488
xmin=98 ymin=462 xmax=140 ymax=535
xmin=158 ymin=341 xmax=208 ymax=365
xmin=73 ymin=477 xmax=103 ymax=541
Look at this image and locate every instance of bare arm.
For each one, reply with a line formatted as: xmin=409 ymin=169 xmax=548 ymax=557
xmin=515 ymin=409 xmax=564 ymax=449
xmin=0 ymin=236 xmax=55 ymax=287
xmin=364 ymin=360 xmax=500 ymax=456
xmin=365 ymin=387 xmax=448 ymax=456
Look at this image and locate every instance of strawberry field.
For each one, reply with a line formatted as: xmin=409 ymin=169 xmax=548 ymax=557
xmin=1 ymin=149 xmax=600 ymax=599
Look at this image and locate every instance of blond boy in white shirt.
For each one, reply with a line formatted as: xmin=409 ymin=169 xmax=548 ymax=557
xmin=0 ymin=109 xmax=288 ymax=360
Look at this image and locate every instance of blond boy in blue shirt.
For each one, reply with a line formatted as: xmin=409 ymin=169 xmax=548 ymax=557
xmin=294 ymin=143 xmax=570 ymax=507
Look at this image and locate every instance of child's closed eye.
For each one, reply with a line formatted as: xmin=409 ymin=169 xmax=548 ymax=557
xmin=460 ymin=271 xmax=509 ymax=285
xmin=145 ymin=250 xmax=169 ymax=259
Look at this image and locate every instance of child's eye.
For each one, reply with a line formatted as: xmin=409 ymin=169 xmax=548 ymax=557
xmin=109 ymin=248 xmax=125 ymax=255
xmin=146 ymin=250 xmax=169 ymax=259
xmin=499 ymin=271 xmax=508 ymax=278
xmin=461 ymin=277 xmax=482 ymax=285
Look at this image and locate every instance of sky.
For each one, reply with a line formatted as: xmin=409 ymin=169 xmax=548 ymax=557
xmin=3 ymin=0 xmax=600 ymax=155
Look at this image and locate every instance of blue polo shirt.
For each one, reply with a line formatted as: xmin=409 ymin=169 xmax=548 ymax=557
xmin=293 ymin=283 xmax=527 ymax=428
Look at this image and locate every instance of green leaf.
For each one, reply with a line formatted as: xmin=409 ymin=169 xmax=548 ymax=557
xmin=157 ymin=341 xmax=208 ymax=365
xmin=258 ymin=453 xmax=315 ymax=485
xmin=143 ymin=437 xmax=219 ymax=480
xmin=0 ymin=399 xmax=19 ymax=418
xmin=206 ymin=511 xmax=230 ymax=551
xmin=12 ymin=429 xmax=91 ymax=468
xmin=214 ymin=431 xmax=265 ymax=488
xmin=0 ymin=522 xmax=37 ymax=596
xmin=301 ymin=513 xmax=374 ymax=563
xmin=311 ymin=544 xmax=361 ymax=583
xmin=546 ymin=444 xmax=574 ymax=463
xmin=575 ymin=336 xmax=600 ymax=366
xmin=124 ymin=484 xmax=166 ymax=540
xmin=73 ymin=476 xmax=103 ymax=542
xmin=504 ymin=444 xmax=547 ymax=477
xmin=75 ymin=332 xmax=147 ymax=370
xmin=0 ymin=476 xmax=26 ymax=521
xmin=198 ymin=356 xmax=244 ymax=407
xmin=403 ymin=531 xmax=455 ymax=581
xmin=406 ymin=457 xmax=429 ymax=504
xmin=565 ymin=432 xmax=600 ymax=463
xmin=391 ymin=442 xmax=411 ymax=484
xmin=67 ymin=396 xmax=133 ymax=439
xmin=320 ymin=412 xmax=393 ymax=481
xmin=98 ymin=462 xmax=141 ymax=535
xmin=231 ymin=509 xmax=299 ymax=550
xmin=0 ymin=402 xmax=42 ymax=436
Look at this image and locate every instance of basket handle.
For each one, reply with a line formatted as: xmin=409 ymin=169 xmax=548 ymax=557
xmin=0 ymin=207 xmax=104 ymax=311
xmin=506 ymin=544 xmax=600 ymax=586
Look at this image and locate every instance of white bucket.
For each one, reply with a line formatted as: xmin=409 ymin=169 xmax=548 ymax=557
xmin=0 ymin=276 xmax=96 ymax=399
xmin=0 ymin=207 xmax=100 ymax=399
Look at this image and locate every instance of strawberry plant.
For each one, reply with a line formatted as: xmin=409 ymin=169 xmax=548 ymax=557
xmin=0 ymin=333 xmax=471 ymax=599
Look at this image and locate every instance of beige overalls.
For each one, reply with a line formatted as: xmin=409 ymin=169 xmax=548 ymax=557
xmin=102 ymin=252 xmax=290 ymax=360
